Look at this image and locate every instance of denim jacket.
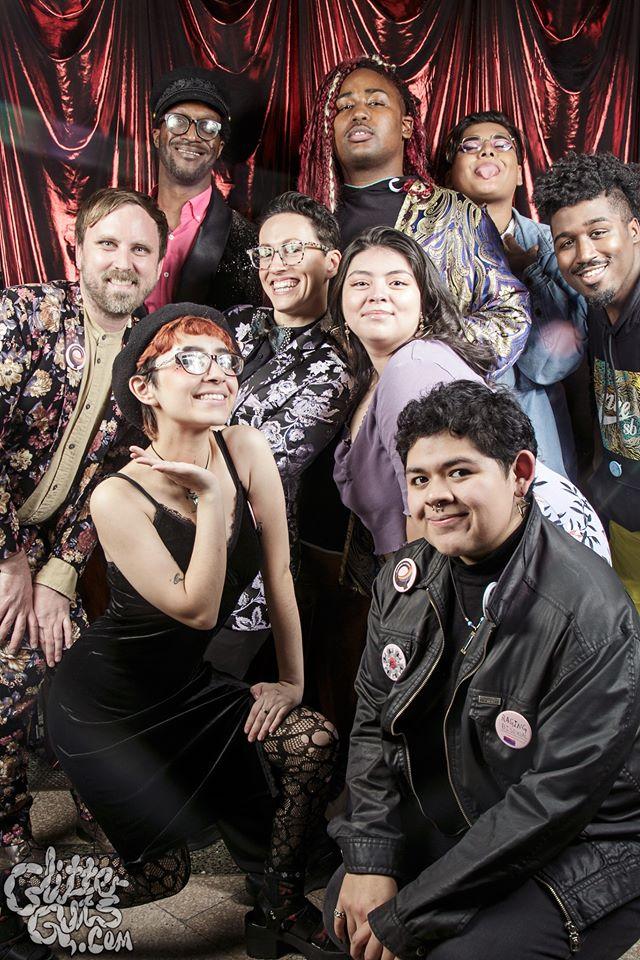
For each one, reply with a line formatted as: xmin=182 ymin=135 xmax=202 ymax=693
xmin=497 ymin=210 xmax=588 ymax=477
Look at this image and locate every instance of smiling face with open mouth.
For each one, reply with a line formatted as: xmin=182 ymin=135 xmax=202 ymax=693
xmin=258 ymin=212 xmax=339 ymax=326
xmin=448 ymin=121 xmax=522 ymax=208
xmin=77 ymin=204 xmax=162 ymax=325
xmin=153 ymin=100 xmax=224 ymax=187
xmin=405 ymin=432 xmax=531 ymax=563
xmin=149 ymin=333 xmax=239 ymax=430
xmin=551 ymin=194 xmax=640 ymax=315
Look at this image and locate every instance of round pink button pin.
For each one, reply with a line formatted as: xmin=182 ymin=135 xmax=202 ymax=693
xmin=495 ymin=710 xmax=532 ymax=749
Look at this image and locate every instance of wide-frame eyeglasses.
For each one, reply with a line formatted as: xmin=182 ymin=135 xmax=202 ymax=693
xmin=153 ymin=347 xmax=244 ymax=377
xmin=457 ymin=133 xmax=516 ymax=154
xmin=246 ymin=240 xmax=330 ymax=270
xmin=161 ymin=112 xmax=222 ymax=141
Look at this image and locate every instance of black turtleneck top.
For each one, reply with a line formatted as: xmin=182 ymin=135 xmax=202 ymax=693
xmin=337 ymin=177 xmax=412 ymax=249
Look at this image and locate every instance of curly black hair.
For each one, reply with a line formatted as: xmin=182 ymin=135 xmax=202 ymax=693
xmin=534 ymin=152 xmax=640 ymax=224
xmin=396 ymin=380 xmax=538 ymax=473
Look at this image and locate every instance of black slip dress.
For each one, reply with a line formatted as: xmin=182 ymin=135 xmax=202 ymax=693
xmin=48 ymin=431 xmax=270 ymax=866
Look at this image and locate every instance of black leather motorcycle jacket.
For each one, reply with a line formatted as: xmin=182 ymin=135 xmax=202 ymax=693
xmin=330 ymin=504 xmax=640 ymax=959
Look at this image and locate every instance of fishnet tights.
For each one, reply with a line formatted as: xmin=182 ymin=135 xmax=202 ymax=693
xmin=7 ymin=708 xmax=337 ymax=913
xmin=7 ymin=847 xmax=191 ymax=910
xmin=261 ymin=705 xmax=338 ymax=874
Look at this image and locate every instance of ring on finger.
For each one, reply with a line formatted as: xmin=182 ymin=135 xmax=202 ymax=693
xmin=263 ymin=707 xmax=270 ymax=714
xmin=333 ymin=909 xmax=346 ymax=919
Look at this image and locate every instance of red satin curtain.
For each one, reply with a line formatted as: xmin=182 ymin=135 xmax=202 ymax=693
xmin=0 ymin=0 xmax=637 ymax=286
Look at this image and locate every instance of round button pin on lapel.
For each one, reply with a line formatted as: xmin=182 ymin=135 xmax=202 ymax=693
xmin=393 ymin=558 xmax=417 ymax=593
xmin=495 ymin=710 xmax=532 ymax=749
xmin=65 ymin=342 xmax=86 ymax=371
xmin=609 ymin=461 xmax=623 ymax=478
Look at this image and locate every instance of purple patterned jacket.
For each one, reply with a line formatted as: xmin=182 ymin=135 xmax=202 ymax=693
xmin=397 ymin=181 xmax=531 ymax=371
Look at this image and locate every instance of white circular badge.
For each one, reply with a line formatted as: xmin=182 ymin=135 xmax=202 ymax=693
xmin=393 ymin=558 xmax=417 ymax=593
xmin=65 ymin=341 xmax=86 ymax=371
xmin=381 ymin=644 xmax=406 ymax=682
xmin=495 ymin=710 xmax=532 ymax=749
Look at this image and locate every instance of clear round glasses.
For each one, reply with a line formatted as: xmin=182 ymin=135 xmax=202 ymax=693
xmin=161 ymin=112 xmax=222 ymax=141
xmin=457 ymin=134 xmax=515 ymax=154
xmin=154 ymin=348 xmax=244 ymax=377
xmin=246 ymin=239 xmax=330 ymax=269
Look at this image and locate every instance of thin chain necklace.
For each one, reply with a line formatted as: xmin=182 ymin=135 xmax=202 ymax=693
xmin=447 ymin=557 xmax=484 ymax=655
xmin=149 ymin=443 xmax=211 ymax=510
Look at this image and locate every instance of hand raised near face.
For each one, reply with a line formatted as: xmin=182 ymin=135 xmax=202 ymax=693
xmin=130 ymin=445 xmax=220 ymax=501
xmin=503 ymin=235 xmax=539 ymax=277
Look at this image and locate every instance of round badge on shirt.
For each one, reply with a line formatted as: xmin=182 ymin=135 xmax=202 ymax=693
xmin=65 ymin=342 xmax=86 ymax=372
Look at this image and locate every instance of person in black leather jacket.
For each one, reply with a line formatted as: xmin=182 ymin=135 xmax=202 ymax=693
xmin=324 ymin=380 xmax=640 ymax=960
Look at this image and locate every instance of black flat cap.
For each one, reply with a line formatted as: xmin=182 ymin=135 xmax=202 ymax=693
xmin=150 ymin=66 xmax=231 ymax=140
xmin=112 ymin=302 xmax=237 ymax=429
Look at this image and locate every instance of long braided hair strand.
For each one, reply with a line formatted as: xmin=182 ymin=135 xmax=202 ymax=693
xmin=298 ymin=56 xmax=432 ymax=212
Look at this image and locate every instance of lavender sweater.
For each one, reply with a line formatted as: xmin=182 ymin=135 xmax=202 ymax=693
xmin=334 ymin=339 xmax=482 ymax=555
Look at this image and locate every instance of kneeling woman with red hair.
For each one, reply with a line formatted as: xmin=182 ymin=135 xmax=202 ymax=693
xmin=46 ymin=303 xmax=344 ymax=960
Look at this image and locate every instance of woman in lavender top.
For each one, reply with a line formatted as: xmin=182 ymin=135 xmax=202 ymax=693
xmin=332 ymin=227 xmax=609 ymax=588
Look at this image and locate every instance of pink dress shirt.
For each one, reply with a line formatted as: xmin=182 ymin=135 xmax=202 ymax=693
xmin=145 ymin=184 xmax=212 ymax=312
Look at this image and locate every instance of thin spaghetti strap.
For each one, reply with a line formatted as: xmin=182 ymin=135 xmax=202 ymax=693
xmin=106 ymin=473 xmax=161 ymax=510
xmin=214 ymin=430 xmax=244 ymax=492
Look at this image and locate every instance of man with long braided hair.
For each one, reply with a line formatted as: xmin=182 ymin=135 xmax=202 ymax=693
xmin=298 ymin=55 xmax=531 ymax=374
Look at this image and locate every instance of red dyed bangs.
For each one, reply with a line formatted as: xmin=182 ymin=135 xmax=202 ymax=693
xmin=136 ymin=316 xmax=237 ymax=370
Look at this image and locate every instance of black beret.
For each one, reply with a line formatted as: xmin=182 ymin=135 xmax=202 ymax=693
xmin=150 ymin=66 xmax=231 ymax=140
xmin=112 ymin=302 xmax=238 ymax=429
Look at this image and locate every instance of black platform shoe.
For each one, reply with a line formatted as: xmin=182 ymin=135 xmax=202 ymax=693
xmin=245 ymin=897 xmax=347 ymax=960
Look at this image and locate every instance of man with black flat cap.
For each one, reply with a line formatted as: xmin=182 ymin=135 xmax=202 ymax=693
xmin=147 ymin=65 xmax=261 ymax=312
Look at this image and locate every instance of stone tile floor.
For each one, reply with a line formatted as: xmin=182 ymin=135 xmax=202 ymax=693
xmin=24 ymin=757 xmax=311 ymax=959
xmin=20 ymin=757 xmax=640 ymax=959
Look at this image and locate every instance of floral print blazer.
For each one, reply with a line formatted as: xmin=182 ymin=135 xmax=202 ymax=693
xmin=0 ymin=281 xmax=137 ymax=593
xmin=226 ymin=305 xmax=353 ymax=631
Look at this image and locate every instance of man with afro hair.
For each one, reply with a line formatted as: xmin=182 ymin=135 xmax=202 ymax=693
xmin=535 ymin=152 xmax=640 ymax=608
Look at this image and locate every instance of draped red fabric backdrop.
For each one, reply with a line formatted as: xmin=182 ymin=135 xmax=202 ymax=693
xmin=0 ymin=0 xmax=637 ymax=286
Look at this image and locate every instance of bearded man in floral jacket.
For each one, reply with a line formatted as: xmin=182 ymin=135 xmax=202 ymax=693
xmin=0 ymin=188 xmax=165 ymax=892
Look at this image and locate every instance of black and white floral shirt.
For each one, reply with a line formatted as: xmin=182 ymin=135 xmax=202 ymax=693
xmin=531 ymin=461 xmax=610 ymax=562
xmin=226 ymin=305 xmax=353 ymax=631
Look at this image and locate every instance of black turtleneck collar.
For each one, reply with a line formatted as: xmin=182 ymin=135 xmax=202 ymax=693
xmin=337 ymin=177 xmax=412 ymax=250
xmin=450 ymin=515 xmax=527 ymax=580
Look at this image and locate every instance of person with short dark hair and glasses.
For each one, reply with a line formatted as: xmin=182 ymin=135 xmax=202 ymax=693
xmin=442 ymin=110 xmax=587 ymax=480
xmin=206 ymin=191 xmax=352 ymax=680
xmin=147 ymin=65 xmax=261 ymax=312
